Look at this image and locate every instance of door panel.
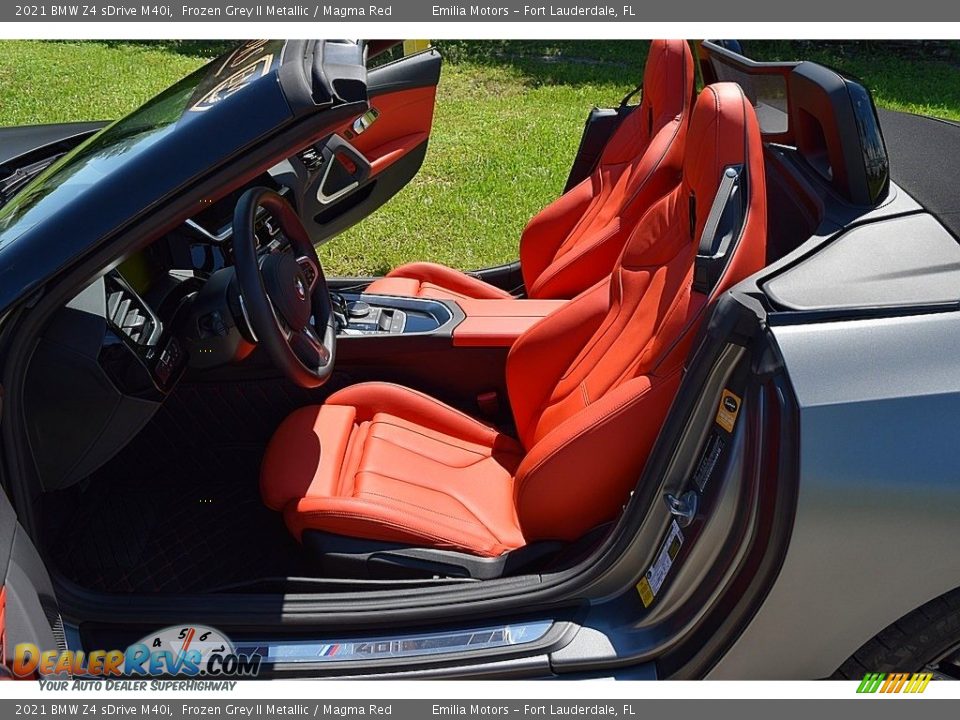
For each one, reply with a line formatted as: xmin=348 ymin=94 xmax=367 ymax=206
xmin=301 ymin=48 xmax=442 ymax=246
xmin=0 ymin=490 xmax=62 ymax=676
xmin=350 ymin=85 xmax=437 ymax=176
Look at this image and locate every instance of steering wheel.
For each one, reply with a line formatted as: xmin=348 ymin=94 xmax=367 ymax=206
xmin=232 ymin=187 xmax=336 ymax=389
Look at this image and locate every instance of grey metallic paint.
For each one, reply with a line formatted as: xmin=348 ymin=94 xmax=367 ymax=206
xmin=711 ymin=310 xmax=960 ymax=678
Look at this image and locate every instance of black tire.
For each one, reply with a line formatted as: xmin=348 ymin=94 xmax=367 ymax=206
xmin=832 ymin=587 xmax=960 ymax=679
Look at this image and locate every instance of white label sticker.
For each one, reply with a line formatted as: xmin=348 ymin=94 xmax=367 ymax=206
xmin=645 ymin=519 xmax=684 ymax=597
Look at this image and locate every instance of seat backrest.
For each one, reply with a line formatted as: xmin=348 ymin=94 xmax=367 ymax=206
xmin=506 ymin=82 xmax=767 ymax=543
xmin=518 ymin=39 xmax=695 ymax=300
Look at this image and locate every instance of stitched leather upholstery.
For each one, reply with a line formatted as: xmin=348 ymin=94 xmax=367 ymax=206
xmin=366 ymin=39 xmax=694 ymax=301
xmin=261 ymin=82 xmax=767 ymax=556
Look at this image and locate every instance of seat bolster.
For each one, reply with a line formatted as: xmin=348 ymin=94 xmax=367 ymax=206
xmin=326 ymin=382 xmax=520 ymax=452
xmin=285 ymin=494 xmax=513 ymax=557
xmin=513 ymin=371 xmax=682 ymax=543
xmin=506 ymin=279 xmax=611 ymax=449
xmin=526 ymin=215 xmax=622 ymax=300
xmin=518 ymin=176 xmax=598 ymax=298
xmin=529 ymin=112 xmax=687 ymax=300
xmin=366 ymin=262 xmax=513 ymax=300
xmin=260 ymin=404 xmax=357 ymax=512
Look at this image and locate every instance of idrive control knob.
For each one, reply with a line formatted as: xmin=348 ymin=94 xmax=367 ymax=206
xmin=347 ymin=301 xmax=372 ymax=319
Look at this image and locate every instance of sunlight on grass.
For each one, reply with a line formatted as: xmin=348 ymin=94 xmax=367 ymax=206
xmin=1 ymin=40 xmax=958 ymax=276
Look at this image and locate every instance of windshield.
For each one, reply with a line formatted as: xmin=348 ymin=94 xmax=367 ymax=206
xmin=0 ymin=74 xmax=204 ymax=251
xmin=0 ymin=39 xmax=281 ymax=252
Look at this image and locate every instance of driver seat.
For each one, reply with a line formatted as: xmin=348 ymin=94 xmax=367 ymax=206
xmin=260 ymin=83 xmax=767 ymax=567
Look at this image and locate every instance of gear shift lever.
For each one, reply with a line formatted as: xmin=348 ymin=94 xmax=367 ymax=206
xmin=330 ymin=292 xmax=349 ymax=330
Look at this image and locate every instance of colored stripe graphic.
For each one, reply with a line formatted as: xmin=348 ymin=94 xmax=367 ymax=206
xmin=857 ymin=672 xmax=932 ymax=694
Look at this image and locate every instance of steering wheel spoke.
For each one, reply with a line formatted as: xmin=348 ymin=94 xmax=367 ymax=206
xmin=266 ymin=295 xmax=294 ymax=340
xmin=296 ymin=255 xmax=320 ymax=291
xmin=291 ymin=323 xmax=331 ymax=370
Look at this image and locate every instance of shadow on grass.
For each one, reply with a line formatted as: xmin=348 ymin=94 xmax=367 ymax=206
xmin=433 ymin=40 xmax=652 ymax=87
xmin=50 ymin=39 xmax=235 ymax=58
xmin=47 ymin=39 xmax=650 ymax=88
xmin=38 ymin=39 xmax=960 ymax=117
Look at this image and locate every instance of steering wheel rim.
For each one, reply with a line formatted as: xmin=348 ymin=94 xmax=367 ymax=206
xmin=232 ymin=187 xmax=336 ymax=389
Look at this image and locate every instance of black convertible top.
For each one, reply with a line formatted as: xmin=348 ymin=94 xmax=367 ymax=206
xmin=879 ymin=108 xmax=960 ymax=240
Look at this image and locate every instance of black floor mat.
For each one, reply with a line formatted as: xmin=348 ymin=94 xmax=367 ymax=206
xmin=47 ymin=444 xmax=312 ymax=593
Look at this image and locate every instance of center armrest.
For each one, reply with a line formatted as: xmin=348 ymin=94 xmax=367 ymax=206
xmin=451 ymin=299 xmax=568 ymax=347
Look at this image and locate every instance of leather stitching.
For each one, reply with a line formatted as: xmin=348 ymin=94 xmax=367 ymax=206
xmin=370 ymin=419 xmax=491 ymax=460
xmin=515 ymin=368 xmax=682 ymax=511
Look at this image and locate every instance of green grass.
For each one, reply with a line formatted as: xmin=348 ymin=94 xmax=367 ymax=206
xmin=1 ymin=40 xmax=958 ymax=275
xmin=0 ymin=41 xmax=232 ymax=125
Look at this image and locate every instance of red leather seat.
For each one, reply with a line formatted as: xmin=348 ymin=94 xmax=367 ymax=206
xmin=261 ymin=83 xmax=767 ymax=556
xmin=365 ymin=39 xmax=694 ymax=302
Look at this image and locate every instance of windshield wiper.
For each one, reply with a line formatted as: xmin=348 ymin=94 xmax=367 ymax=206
xmin=0 ymin=154 xmax=64 ymax=206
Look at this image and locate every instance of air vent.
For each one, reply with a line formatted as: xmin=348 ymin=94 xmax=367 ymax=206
xmin=105 ymin=276 xmax=158 ymax=346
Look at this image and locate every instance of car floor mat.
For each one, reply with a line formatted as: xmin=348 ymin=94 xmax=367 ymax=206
xmin=46 ymin=443 xmax=312 ymax=594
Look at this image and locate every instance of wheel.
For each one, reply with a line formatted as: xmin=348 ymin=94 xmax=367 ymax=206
xmin=832 ymin=587 xmax=960 ymax=679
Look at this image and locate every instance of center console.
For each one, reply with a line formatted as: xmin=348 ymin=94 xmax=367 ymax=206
xmin=332 ymin=292 xmax=565 ymax=346
xmin=330 ymin=291 xmax=565 ymax=413
xmin=332 ymin=293 xmax=457 ymax=337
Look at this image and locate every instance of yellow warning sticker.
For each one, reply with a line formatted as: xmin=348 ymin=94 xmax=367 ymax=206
xmin=637 ymin=520 xmax=684 ymax=609
xmin=636 ymin=577 xmax=655 ymax=607
xmin=715 ymin=389 xmax=742 ymax=433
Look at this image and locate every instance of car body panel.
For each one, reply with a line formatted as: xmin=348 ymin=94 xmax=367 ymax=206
xmin=0 ymin=121 xmax=107 ymax=169
xmin=711 ymin=309 xmax=960 ymax=678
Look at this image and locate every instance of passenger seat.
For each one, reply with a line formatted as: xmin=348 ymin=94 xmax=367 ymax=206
xmin=365 ymin=39 xmax=695 ymax=301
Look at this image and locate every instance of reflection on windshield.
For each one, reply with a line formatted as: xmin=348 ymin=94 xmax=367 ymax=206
xmin=0 ymin=63 xmax=208 ymax=250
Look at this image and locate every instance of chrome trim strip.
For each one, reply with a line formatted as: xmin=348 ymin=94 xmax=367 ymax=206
xmin=184 ymin=217 xmax=233 ymax=244
xmin=237 ymin=293 xmax=258 ymax=343
xmin=183 ymin=186 xmax=289 ymax=244
xmin=234 ymin=620 xmax=553 ymax=664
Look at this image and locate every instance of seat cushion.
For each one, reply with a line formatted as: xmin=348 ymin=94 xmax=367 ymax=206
xmin=261 ymin=382 xmax=526 ymax=556
xmin=365 ymin=262 xmax=514 ymax=301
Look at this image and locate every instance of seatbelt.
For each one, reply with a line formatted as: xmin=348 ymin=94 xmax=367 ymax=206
xmin=693 ymin=165 xmax=746 ymax=295
xmin=619 ymin=82 xmax=643 ymax=109
xmin=618 ymin=84 xmax=655 ymax=135
xmin=476 ymin=391 xmax=501 ymax=419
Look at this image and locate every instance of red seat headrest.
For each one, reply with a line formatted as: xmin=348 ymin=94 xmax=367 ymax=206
xmin=600 ymin=39 xmax=694 ymax=165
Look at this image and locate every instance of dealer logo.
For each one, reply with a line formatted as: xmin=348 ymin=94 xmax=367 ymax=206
xmin=12 ymin=625 xmax=261 ymax=679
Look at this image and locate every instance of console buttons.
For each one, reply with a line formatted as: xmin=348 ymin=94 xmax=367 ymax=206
xmin=155 ymin=337 xmax=184 ymax=386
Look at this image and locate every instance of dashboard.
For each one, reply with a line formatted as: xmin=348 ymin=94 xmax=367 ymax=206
xmin=24 ymin=165 xmax=306 ymax=492
xmin=24 ymin=100 xmax=389 ymax=492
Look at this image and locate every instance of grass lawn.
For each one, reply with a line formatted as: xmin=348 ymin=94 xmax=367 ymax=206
xmin=1 ymin=40 xmax=958 ymax=275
